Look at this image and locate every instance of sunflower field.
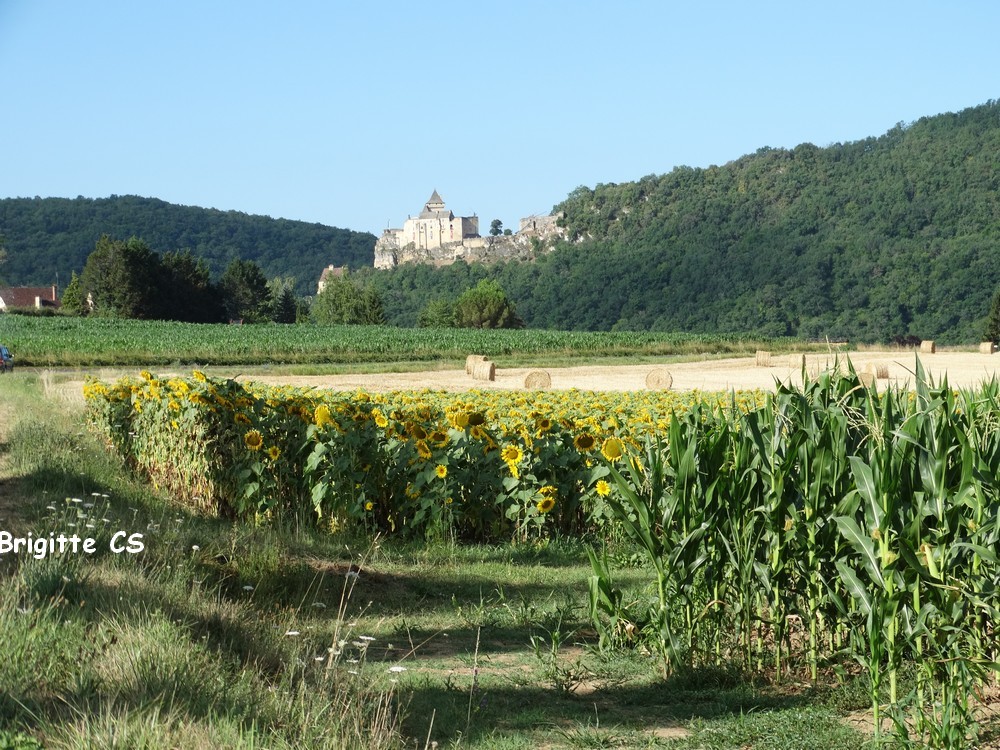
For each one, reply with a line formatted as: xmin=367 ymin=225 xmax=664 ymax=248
xmin=83 ymin=370 xmax=763 ymax=540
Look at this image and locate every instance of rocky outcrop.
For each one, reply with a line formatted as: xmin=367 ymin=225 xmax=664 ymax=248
xmin=373 ymin=213 xmax=565 ymax=270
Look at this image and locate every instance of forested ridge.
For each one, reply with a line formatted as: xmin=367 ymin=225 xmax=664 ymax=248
xmin=366 ymin=100 xmax=1000 ymax=342
xmin=0 ymin=195 xmax=376 ymax=296
xmin=4 ymin=100 xmax=1000 ymax=341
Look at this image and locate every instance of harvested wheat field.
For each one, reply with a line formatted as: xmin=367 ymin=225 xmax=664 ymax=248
xmin=241 ymin=349 xmax=1000 ymax=393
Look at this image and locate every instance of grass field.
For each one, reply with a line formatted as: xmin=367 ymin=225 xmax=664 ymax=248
xmin=0 ymin=370 xmax=881 ymax=749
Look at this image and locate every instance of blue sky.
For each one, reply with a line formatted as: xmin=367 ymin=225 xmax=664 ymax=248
xmin=2 ymin=1 xmax=998 ymax=236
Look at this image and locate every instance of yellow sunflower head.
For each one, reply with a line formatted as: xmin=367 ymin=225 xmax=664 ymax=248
xmin=501 ymin=444 xmax=523 ymax=464
xmin=244 ymin=429 xmax=263 ymax=451
xmin=314 ymin=404 xmax=334 ymax=428
xmin=435 ymin=464 xmax=448 ymax=479
xmin=574 ymin=433 xmax=596 ymax=452
xmin=536 ymin=495 xmax=556 ymax=514
xmin=267 ymin=445 xmax=281 ymax=461
xmin=601 ymin=437 xmax=625 ymax=462
xmin=595 ymin=479 xmax=612 ymax=497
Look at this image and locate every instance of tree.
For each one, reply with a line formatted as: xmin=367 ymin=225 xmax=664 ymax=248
xmin=489 ymin=219 xmax=503 ymax=237
xmin=984 ymin=288 xmax=1000 ymax=343
xmin=160 ymin=249 xmax=224 ymax=322
xmin=453 ymin=279 xmax=523 ymax=329
xmin=417 ymin=299 xmax=455 ymax=328
xmin=220 ymin=258 xmax=271 ymax=323
xmin=268 ymin=278 xmax=298 ymax=324
xmin=60 ymin=271 xmax=85 ymax=315
xmin=312 ymin=270 xmax=385 ymax=325
xmin=79 ymin=235 xmax=162 ymax=318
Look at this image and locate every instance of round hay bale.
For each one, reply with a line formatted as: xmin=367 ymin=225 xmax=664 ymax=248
xmin=645 ymin=369 xmax=673 ymax=390
xmin=919 ymin=340 xmax=936 ymax=354
xmin=524 ymin=370 xmax=551 ymax=389
xmin=980 ymin=342 xmax=996 ymax=355
xmin=755 ymin=350 xmax=772 ymax=367
xmin=472 ymin=361 xmax=496 ymax=382
xmin=466 ymin=354 xmax=489 ymax=375
xmin=859 ymin=371 xmax=876 ymax=387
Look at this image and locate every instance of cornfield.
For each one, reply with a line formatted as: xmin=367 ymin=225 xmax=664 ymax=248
xmin=589 ymin=360 xmax=1000 ymax=747
xmin=2 ymin=315 xmax=775 ymax=366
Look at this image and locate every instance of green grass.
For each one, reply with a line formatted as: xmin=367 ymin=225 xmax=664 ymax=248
xmin=0 ymin=371 xmax=874 ymax=749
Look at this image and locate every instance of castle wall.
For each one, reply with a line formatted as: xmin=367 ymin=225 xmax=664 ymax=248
xmin=369 ymin=192 xmax=560 ymax=271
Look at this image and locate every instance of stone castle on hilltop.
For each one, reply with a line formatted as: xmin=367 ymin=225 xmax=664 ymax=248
xmin=372 ymin=190 xmax=563 ymax=270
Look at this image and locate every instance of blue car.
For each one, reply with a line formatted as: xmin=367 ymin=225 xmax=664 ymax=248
xmin=0 ymin=345 xmax=12 ymax=372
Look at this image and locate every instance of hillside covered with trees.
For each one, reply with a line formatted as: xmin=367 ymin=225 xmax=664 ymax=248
xmin=4 ymin=100 xmax=1000 ymax=342
xmin=0 ymin=195 xmax=376 ymax=296
xmin=367 ymin=100 xmax=1000 ymax=343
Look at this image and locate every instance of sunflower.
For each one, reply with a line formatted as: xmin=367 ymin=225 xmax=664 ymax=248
xmin=435 ymin=464 xmax=448 ymax=479
xmin=467 ymin=411 xmax=486 ymax=426
xmin=429 ymin=429 xmax=450 ymax=448
xmin=574 ymin=433 xmax=596 ymax=452
xmin=601 ymin=437 xmax=625 ymax=462
xmin=501 ymin=444 xmax=523 ymax=464
xmin=268 ymin=445 xmax=281 ymax=461
xmin=372 ymin=409 xmax=389 ymax=428
xmin=536 ymin=490 xmax=556 ymax=514
xmin=595 ymin=479 xmax=611 ymax=497
xmin=416 ymin=440 xmax=433 ymax=460
xmin=314 ymin=404 xmax=334 ymax=428
xmin=244 ymin=429 xmax=263 ymax=451
xmin=192 ymin=370 xmax=207 ymax=382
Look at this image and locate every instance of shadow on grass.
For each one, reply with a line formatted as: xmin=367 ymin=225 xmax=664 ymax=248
xmin=399 ymin=668 xmax=819 ymax=747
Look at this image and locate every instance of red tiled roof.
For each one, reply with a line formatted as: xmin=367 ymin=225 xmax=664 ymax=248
xmin=0 ymin=286 xmax=60 ymax=308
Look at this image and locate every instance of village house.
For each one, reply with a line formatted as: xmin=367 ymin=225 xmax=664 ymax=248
xmin=0 ymin=285 xmax=60 ymax=311
xmin=317 ymin=265 xmax=347 ymax=294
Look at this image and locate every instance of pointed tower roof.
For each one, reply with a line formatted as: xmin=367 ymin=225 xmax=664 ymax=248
xmin=419 ymin=189 xmax=450 ymax=218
